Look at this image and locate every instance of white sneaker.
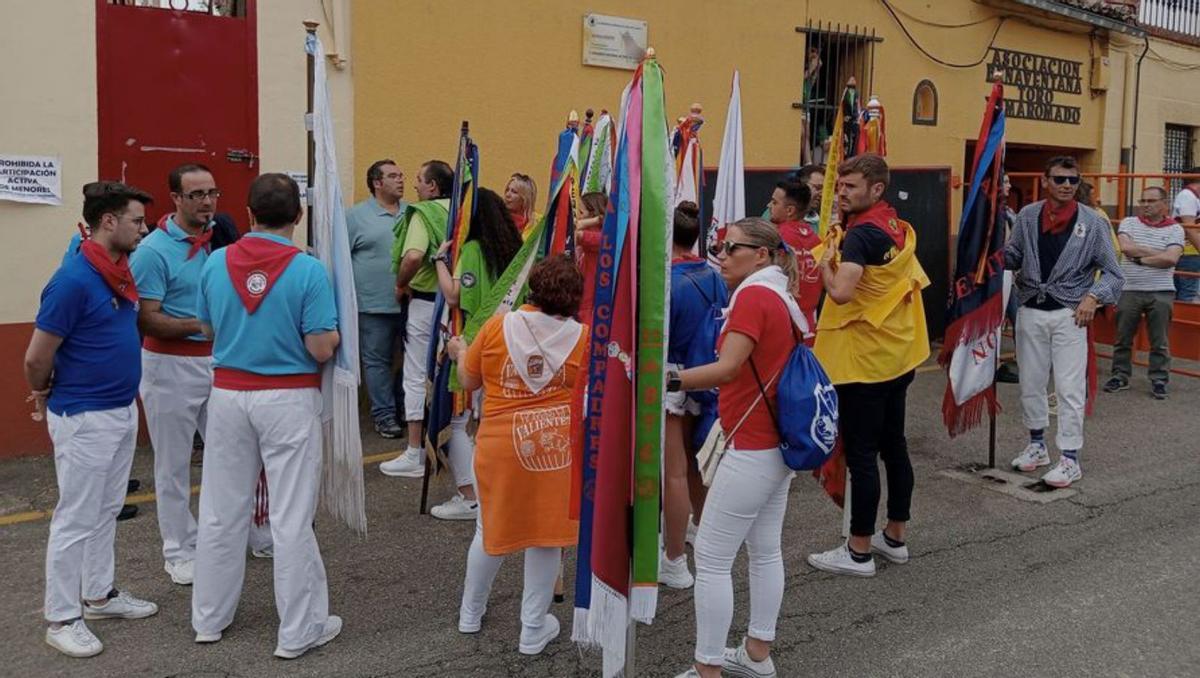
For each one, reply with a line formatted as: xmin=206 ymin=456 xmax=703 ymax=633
xmin=518 ymin=613 xmax=560 ymax=655
xmin=685 ymin=519 xmax=699 ymax=547
xmin=250 ymin=545 xmax=274 ymax=559
xmin=870 ymin=532 xmax=910 ymax=564
xmin=1042 ymin=457 xmax=1082 ymax=488
xmin=673 ymin=669 xmax=702 ymax=678
xmin=83 ymin=590 xmax=158 ymax=620
xmin=658 ymin=551 xmax=694 ymax=589
xmin=274 ymin=614 xmax=342 ymax=659
xmin=379 ymin=448 xmax=425 ymax=478
xmin=1011 ymin=442 xmax=1050 ymax=472
xmin=46 ymin=619 xmax=103 ymax=657
xmin=431 ymin=493 xmax=479 ymax=521
xmin=458 ymin=610 xmax=483 ymax=634
xmin=723 ymin=639 xmax=778 ymax=677
xmin=164 ymin=559 xmax=194 ymax=585
xmin=806 ymin=543 xmax=876 ymax=577
xmin=195 ymin=630 xmax=222 ymax=643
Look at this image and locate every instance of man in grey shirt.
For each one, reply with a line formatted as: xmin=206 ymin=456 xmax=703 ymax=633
xmin=1004 ymin=155 xmax=1123 ymax=489
xmin=1106 ymin=186 xmax=1185 ymax=399
xmin=346 ymin=159 xmax=408 ymax=438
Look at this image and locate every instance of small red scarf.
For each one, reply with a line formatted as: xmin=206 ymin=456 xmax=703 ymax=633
xmin=1139 ymin=215 xmax=1177 ymax=228
xmin=1041 ymin=200 xmax=1078 ymax=235
xmin=224 ymin=236 xmax=301 ymax=314
xmin=511 ymin=210 xmax=529 ymax=233
xmin=80 ymin=238 xmax=138 ymax=304
xmin=159 ymin=216 xmax=213 ymax=260
xmin=846 ymin=200 xmax=905 ymax=250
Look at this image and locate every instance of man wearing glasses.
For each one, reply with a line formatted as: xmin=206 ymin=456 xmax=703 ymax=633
xmin=129 ymin=163 xmax=220 ymax=586
xmin=1106 ymin=187 xmax=1185 ymax=399
xmin=1006 ymin=156 xmax=1123 ymax=488
xmin=346 ymin=159 xmax=408 ymax=439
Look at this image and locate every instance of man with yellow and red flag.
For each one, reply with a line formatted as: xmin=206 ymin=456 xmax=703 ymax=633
xmin=807 ymin=153 xmax=930 ymax=578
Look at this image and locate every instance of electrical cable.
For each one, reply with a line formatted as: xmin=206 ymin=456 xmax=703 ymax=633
xmin=885 ymin=1 xmax=997 ymax=29
xmin=880 ymin=0 xmax=1007 ymax=69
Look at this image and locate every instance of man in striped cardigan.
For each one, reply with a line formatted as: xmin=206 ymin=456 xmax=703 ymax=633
xmin=1004 ymin=156 xmax=1124 ymax=488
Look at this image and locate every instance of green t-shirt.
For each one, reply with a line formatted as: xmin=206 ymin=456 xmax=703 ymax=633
xmin=395 ymin=198 xmax=450 ymax=294
xmin=453 ymin=240 xmax=498 ymax=333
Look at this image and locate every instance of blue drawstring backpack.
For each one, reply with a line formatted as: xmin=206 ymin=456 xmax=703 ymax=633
xmin=748 ymin=317 xmax=839 ymax=471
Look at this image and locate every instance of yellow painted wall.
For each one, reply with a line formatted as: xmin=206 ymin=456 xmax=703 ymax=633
xmin=0 ymin=1 xmax=98 ymax=325
xmin=351 ymin=0 xmax=1108 ymax=214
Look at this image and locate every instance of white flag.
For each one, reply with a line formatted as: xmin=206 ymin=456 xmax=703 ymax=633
xmin=709 ymin=70 xmax=745 ymax=260
xmin=307 ymin=32 xmax=366 ymax=535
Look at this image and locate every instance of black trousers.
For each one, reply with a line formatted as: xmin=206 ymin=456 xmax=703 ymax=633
xmin=836 ymin=370 xmax=916 ymax=537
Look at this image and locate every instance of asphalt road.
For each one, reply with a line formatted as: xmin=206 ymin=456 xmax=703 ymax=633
xmin=2 ymin=358 xmax=1198 ymax=678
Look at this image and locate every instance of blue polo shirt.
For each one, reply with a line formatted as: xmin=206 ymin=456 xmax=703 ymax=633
xmin=130 ymin=217 xmax=210 ymax=341
xmin=35 ymin=255 xmax=141 ymax=416
xmin=197 ymin=232 xmax=338 ymax=375
xmin=63 ymin=232 xmax=83 ymax=266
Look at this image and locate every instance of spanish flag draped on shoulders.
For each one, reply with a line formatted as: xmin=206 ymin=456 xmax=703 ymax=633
xmin=814 ymin=199 xmax=931 ymax=384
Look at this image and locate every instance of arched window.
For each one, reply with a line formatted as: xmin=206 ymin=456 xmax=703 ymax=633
xmin=913 ymin=80 xmax=938 ymax=126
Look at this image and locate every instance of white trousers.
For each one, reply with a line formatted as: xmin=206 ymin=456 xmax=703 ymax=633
xmin=693 ymin=447 xmax=793 ymax=666
xmin=459 ymin=516 xmax=560 ymax=634
xmin=140 ymin=351 xmax=211 ymax=564
xmin=193 ymin=387 xmax=329 ymax=652
xmin=403 ymin=298 xmax=435 ymax=422
xmin=448 ymin=413 xmax=475 ymax=489
xmin=1016 ymin=306 xmax=1087 ymax=451
xmin=44 ymin=403 xmax=138 ymax=622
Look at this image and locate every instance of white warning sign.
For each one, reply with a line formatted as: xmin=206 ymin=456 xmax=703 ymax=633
xmin=0 ymin=155 xmax=62 ymax=206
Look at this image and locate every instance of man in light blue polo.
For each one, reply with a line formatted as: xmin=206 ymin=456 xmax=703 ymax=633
xmin=192 ymin=173 xmax=342 ymax=659
xmin=346 ymin=159 xmax=407 ymax=438
xmin=130 ymin=163 xmax=217 ymax=586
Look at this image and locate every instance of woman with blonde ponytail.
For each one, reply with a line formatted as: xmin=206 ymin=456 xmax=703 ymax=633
xmin=667 ymin=217 xmax=810 ymax=678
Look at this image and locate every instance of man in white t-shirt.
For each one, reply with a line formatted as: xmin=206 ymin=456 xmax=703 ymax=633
xmin=1107 ymin=187 xmax=1185 ymax=400
xmin=1170 ymin=171 xmax=1200 ymax=301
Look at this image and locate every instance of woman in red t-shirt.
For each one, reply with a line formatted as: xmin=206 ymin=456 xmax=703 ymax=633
xmin=669 ymin=217 xmax=805 ymax=678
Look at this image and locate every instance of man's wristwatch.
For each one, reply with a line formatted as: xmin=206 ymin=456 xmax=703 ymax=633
xmin=1131 ymin=256 xmax=1143 ymax=266
xmin=666 ymin=369 xmax=682 ymax=392
xmin=434 ymin=250 xmax=452 ymax=266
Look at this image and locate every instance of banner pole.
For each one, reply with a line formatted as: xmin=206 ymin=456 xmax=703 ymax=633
xmin=303 ymin=21 xmax=318 ymax=247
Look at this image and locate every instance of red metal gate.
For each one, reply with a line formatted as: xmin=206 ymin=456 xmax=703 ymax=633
xmin=96 ymin=0 xmax=259 ymax=230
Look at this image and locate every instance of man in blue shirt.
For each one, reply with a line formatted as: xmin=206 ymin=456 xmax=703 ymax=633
xmin=346 ymin=159 xmax=407 ymax=438
xmin=192 ymin=173 xmax=342 ymax=659
xmin=26 ymin=181 xmax=160 ymax=658
xmin=130 ymin=163 xmax=218 ymax=586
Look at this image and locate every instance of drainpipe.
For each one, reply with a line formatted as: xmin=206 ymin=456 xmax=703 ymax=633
xmin=1128 ymin=36 xmax=1150 ymax=204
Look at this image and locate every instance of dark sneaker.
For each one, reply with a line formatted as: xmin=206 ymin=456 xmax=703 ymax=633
xmin=374 ymin=417 xmax=404 ymax=439
xmin=117 ymin=505 xmax=138 ymax=521
xmin=1102 ymin=376 xmax=1129 ymax=393
xmin=1152 ymin=381 xmax=1168 ymax=400
xmin=995 ymin=362 xmax=1020 ymax=384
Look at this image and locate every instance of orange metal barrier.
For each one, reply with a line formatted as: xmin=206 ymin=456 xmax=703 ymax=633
xmin=1092 ymin=301 xmax=1200 ymax=367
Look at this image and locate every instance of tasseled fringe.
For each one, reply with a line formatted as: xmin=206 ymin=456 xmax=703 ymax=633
xmin=253 ymin=469 xmax=268 ymax=526
xmin=942 ymin=386 xmax=1001 ymax=438
xmin=588 ymin=577 xmax=628 ymax=678
xmin=1085 ymin=324 xmax=1097 ymax=417
xmin=319 ymin=366 xmax=367 ymax=536
xmin=571 ymin=607 xmax=595 ymax=645
xmin=629 ymin=584 xmax=657 ymax=624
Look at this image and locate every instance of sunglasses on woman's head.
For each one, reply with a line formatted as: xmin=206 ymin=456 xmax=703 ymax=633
xmin=1049 ymin=175 xmax=1081 ymax=186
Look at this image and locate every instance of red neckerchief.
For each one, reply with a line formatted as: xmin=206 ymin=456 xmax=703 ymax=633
xmin=80 ymin=238 xmax=138 ymax=304
xmin=160 ymin=217 xmax=213 ymax=260
xmin=1041 ymin=200 xmax=1078 ymax=235
xmin=511 ymin=211 xmax=529 ymax=233
xmin=672 ymin=253 xmax=703 ymax=264
xmin=1139 ymin=215 xmax=1177 ymax=228
xmin=224 ymin=235 xmax=302 ymax=314
xmin=777 ymin=220 xmax=820 ymax=251
xmin=845 ymin=200 xmax=905 ymax=250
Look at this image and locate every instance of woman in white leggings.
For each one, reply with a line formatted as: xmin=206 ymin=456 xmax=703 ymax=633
xmin=669 ymin=217 xmax=807 ymax=678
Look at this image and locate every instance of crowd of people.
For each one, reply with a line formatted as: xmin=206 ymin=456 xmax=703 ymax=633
xmin=22 ymin=148 xmax=1194 ymax=676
